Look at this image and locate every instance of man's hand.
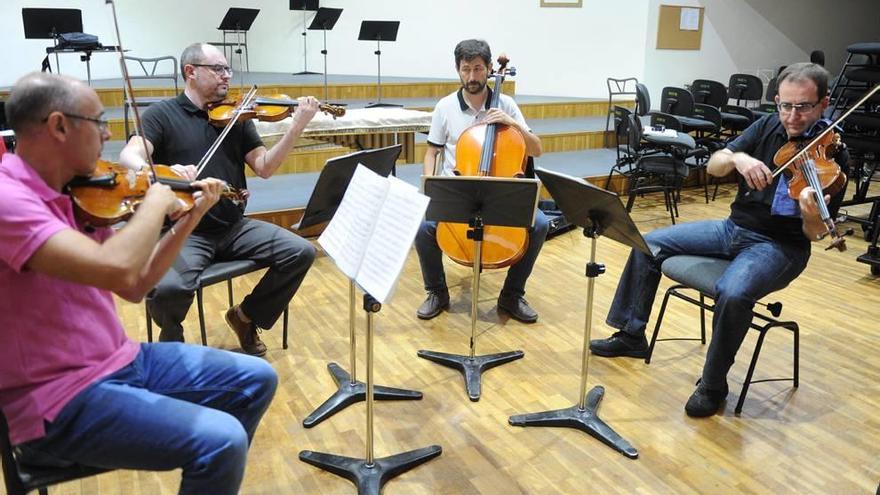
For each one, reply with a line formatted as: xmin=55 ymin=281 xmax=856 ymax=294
xmin=798 ymin=186 xmax=830 ymax=219
xmin=169 ymin=164 xmax=198 ymax=181
xmin=189 ymin=178 xmax=225 ymax=216
xmin=733 ymin=153 xmax=775 ymax=191
xmin=292 ymin=96 xmax=320 ymax=126
xmin=483 ymin=108 xmax=516 ymax=127
xmin=142 ymin=182 xmax=185 ymax=219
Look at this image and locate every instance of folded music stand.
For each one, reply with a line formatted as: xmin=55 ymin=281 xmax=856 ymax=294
xmin=292 ymin=145 xmax=423 ymax=428
xmin=290 ymin=0 xmax=320 ymax=75
xmin=217 ymin=8 xmax=259 ymax=72
xmin=417 ymin=176 xmax=539 ymax=401
xmin=308 ymin=7 xmax=343 ymax=100
xmin=358 ymin=21 xmax=402 ymax=108
xmin=507 ymin=167 xmax=648 ymax=459
xmin=22 ymin=8 xmax=83 ymax=76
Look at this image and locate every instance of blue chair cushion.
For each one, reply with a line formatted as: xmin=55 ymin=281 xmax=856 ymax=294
xmin=660 ymin=255 xmax=731 ymax=297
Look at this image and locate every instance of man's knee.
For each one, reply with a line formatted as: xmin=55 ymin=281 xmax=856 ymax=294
xmin=248 ymin=358 xmax=279 ymax=405
xmin=273 ymin=235 xmax=316 ymax=272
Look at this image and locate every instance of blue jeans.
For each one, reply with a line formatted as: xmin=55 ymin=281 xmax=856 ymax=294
xmin=606 ymin=218 xmax=810 ymax=389
xmin=18 ymin=343 xmax=277 ymax=494
xmin=414 ymin=209 xmax=550 ymax=298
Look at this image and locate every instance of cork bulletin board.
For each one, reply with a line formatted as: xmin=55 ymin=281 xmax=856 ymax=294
xmin=656 ymin=4 xmax=704 ymax=50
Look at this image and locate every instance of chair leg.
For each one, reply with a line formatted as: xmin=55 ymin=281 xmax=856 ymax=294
xmin=699 ymin=294 xmax=707 ymax=344
xmin=145 ymin=301 xmax=153 ymax=343
xmin=645 ymin=287 xmax=675 ymax=364
xmin=196 ymin=288 xmax=208 ymax=346
xmin=791 ymin=323 xmax=800 ymax=387
xmin=282 ymin=307 xmax=289 ymax=350
xmin=735 ymin=325 xmax=770 ymax=414
xmin=227 ymin=279 xmax=234 ymax=307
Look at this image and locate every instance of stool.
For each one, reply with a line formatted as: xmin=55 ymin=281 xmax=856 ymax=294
xmin=1 ymin=412 xmax=110 ymax=495
xmin=645 ymin=255 xmax=799 ymax=414
xmin=146 ymin=260 xmax=289 ymax=350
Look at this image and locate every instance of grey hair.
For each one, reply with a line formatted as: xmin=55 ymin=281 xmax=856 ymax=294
xmin=5 ymin=72 xmax=81 ymax=134
xmin=180 ymin=42 xmax=210 ymax=75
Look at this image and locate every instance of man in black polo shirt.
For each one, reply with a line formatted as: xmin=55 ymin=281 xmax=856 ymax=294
xmin=589 ymin=63 xmax=848 ymax=417
xmin=120 ymin=42 xmax=319 ymax=356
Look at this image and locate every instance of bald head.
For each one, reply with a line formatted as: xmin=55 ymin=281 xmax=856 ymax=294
xmin=6 ymin=72 xmax=88 ymax=135
xmin=180 ymin=42 xmax=224 ymax=75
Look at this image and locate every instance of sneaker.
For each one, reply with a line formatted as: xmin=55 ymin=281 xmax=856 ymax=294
xmin=685 ymin=380 xmax=729 ymax=417
xmin=225 ymin=305 xmax=268 ymax=357
xmin=416 ymin=290 xmax=450 ymax=320
xmin=497 ymin=295 xmax=538 ymax=323
xmin=589 ymin=331 xmax=648 ymax=358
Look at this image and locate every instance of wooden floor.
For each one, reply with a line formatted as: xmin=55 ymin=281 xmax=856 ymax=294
xmin=27 ymin=184 xmax=880 ymax=494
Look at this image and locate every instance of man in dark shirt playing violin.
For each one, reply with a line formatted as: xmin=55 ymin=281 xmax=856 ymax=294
xmin=589 ymin=62 xmax=849 ymax=417
xmin=120 ymin=42 xmax=319 ymax=356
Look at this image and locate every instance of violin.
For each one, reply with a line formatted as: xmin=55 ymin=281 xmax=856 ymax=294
xmin=772 ymin=130 xmax=850 ymax=251
xmin=206 ymin=94 xmax=346 ymax=127
xmin=67 ymin=160 xmax=247 ymax=228
xmin=436 ymin=55 xmax=530 ymax=269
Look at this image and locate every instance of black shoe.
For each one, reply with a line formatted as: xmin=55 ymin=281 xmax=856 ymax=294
xmin=416 ymin=290 xmax=450 ymax=320
xmin=158 ymin=328 xmax=185 ymax=343
xmin=685 ymin=380 xmax=729 ymax=417
xmin=589 ymin=331 xmax=648 ymax=358
xmin=497 ymin=295 xmax=539 ymax=323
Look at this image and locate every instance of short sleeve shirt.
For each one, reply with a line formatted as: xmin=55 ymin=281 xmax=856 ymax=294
xmin=141 ymin=93 xmax=264 ymax=233
xmin=427 ymin=88 xmax=531 ymax=176
xmin=0 ymin=153 xmax=139 ymax=444
xmin=725 ymin=113 xmax=849 ymax=247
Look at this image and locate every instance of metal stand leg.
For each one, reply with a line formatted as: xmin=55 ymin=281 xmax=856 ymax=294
xmin=300 ymin=294 xmax=442 ymax=494
xmin=366 ymin=40 xmax=401 ymax=108
xmin=508 ymin=230 xmax=638 ymax=459
xmin=303 ymin=282 xmax=422 ymax=428
xmin=417 ymin=217 xmax=524 ymax=401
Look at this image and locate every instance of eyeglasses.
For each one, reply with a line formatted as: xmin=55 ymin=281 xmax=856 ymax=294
xmin=191 ymin=64 xmax=233 ymax=76
xmin=42 ymin=113 xmax=109 ymax=132
xmin=777 ymin=101 xmax=820 ymax=114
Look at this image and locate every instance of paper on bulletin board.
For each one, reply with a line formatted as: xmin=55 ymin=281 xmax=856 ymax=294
xmin=679 ymin=7 xmax=700 ymax=30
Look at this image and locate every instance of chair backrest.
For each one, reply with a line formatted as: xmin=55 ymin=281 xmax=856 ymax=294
xmin=121 ymin=55 xmax=179 ymax=92
xmin=649 ymin=112 xmax=682 ymax=132
xmin=765 ymin=76 xmax=778 ymax=102
xmin=626 ymin=114 xmax=644 ymax=155
xmin=693 ymin=103 xmax=722 ymax=129
xmin=607 ymin=77 xmax=638 ymax=101
xmin=660 ymin=86 xmax=695 ymax=116
xmin=635 ymin=83 xmax=651 ymax=116
xmin=613 ymin=105 xmax=633 ymax=149
xmin=690 ymin=79 xmax=728 ymax=107
xmin=727 ymin=74 xmax=764 ymax=103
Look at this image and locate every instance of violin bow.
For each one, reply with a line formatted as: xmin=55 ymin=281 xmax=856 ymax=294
xmin=193 ymin=85 xmax=258 ymax=178
xmin=772 ymin=83 xmax=880 ymax=178
xmin=106 ymin=0 xmax=156 ymax=180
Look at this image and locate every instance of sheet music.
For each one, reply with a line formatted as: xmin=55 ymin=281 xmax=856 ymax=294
xmin=318 ymin=165 xmax=429 ymax=303
xmin=356 ymin=176 xmax=428 ymax=302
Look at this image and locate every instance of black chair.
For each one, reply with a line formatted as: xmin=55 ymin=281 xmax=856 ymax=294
xmin=691 ymin=78 xmax=754 ymax=136
xmin=1 ymin=411 xmax=110 ymax=495
xmin=604 ymin=77 xmax=639 ymax=147
xmin=624 ymin=114 xmax=690 ymax=224
xmin=604 ymin=105 xmax=637 ymax=190
xmin=121 ymin=55 xmax=179 ymax=138
xmin=727 ymin=73 xmax=770 ymax=119
xmin=645 ymin=255 xmax=799 ymax=414
xmin=146 ymin=259 xmax=290 ymax=350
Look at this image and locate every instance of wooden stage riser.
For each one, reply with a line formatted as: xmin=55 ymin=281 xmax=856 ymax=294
xmin=91 ymin=81 xmax=517 ymax=108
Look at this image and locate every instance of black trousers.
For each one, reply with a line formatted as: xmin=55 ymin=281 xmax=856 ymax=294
xmin=148 ymin=218 xmax=315 ymax=342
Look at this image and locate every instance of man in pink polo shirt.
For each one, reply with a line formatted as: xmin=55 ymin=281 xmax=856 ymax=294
xmin=0 ymin=72 xmax=277 ymax=494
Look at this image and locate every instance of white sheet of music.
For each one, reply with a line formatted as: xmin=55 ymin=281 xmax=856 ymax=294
xmin=318 ymin=164 xmax=429 ymax=303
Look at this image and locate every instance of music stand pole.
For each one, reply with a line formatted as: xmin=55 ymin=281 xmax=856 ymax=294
xmin=302 ymin=280 xmax=422 ymax=428
xmin=322 ymin=28 xmax=329 ymax=101
xmin=300 ymin=294 xmax=442 ymax=494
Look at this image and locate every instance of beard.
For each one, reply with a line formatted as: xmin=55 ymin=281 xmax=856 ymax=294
xmin=463 ymin=80 xmax=486 ymax=95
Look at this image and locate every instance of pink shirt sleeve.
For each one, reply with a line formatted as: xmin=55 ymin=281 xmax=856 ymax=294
xmin=0 ymin=186 xmax=71 ymax=273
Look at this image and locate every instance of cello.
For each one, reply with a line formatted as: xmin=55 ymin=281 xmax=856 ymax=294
xmin=436 ymin=56 xmax=531 ymax=269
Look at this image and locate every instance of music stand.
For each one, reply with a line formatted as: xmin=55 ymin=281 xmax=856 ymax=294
xmin=22 ymin=8 xmax=83 ymax=76
xmin=507 ymin=168 xmax=647 ymax=459
xmin=308 ymin=8 xmax=343 ymax=101
xmin=417 ymin=176 xmax=539 ymax=401
xmin=290 ymin=0 xmax=320 ymax=75
xmin=358 ymin=21 xmax=402 ymax=108
xmin=217 ymin=8 xmax=259 ymax=72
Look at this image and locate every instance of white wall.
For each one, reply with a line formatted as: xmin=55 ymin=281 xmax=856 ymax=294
xmin=2 ymin=0 xmax=876 ymax=100
xmin=1 ymin=0 xmax=649 ymax=97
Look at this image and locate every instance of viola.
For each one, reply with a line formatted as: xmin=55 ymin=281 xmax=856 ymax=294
xmin=207 ymin=94 xmax=346 ymax=127
xmin=67 ymin=160 xmax=247 ymax=228
xmin=436 ymin=55 xmax=530 ymax=269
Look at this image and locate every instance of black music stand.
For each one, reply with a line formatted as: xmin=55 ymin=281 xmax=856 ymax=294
xmin=308 ymin=7 xmax=344 ymax=100
xmin=22 ymin=8 xmax=83 ymax=75
xmin=358 ymin=21 xmax=402 ymax=108
xmin=294 ymin=145 xmax=423 ymax=428
xmin=417 ymin=176 xmax=539 ymax=401
xmin=217 ymin=8 xmax=259 ymax=72
xmin=508 ymin=168 xmax=647 ymax=459
xmin=290 ymin=0 xmax=320 ymax=75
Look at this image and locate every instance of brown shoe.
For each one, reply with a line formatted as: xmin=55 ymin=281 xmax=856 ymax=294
xmin=224 ymin=305 xmax=268 ymax=357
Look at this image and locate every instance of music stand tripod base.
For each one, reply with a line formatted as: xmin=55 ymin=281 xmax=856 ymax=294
xmin=302 ymin=362 xmax=422 ymax=428
xmin=416 ymin=349 xmax=523 ymax=402
xmin=299 ymin=446 xmax=442 ymax=494
xmin=509 ymin=385 xmax=638 ymax=459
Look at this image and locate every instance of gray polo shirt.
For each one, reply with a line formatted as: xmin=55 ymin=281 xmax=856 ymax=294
xmin=427 ymin=87 xmax=531 ymax=176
